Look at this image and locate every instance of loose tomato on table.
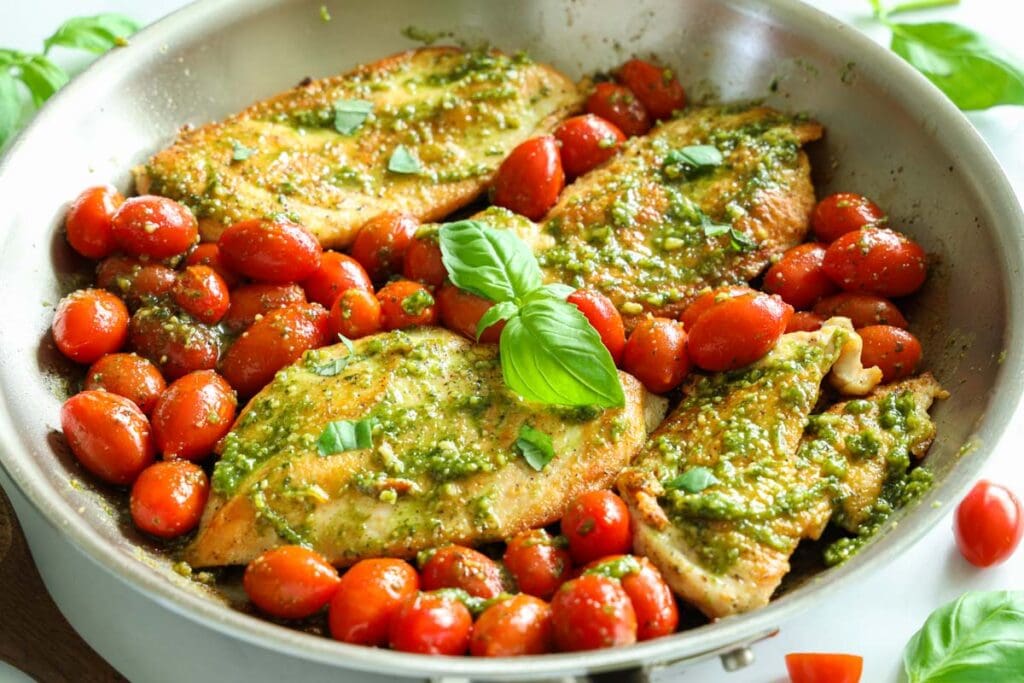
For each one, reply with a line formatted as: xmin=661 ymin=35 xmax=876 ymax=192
xmin=550 ymin=574 xmax=637 ymax=651
xmin=822 ymin=227 xmax=927 ymax=298
xmin=857 ymin=325 xmax=921 ymax=382
xmin=492 ymin=136 xmax=565 ymax=221
xmin=402 ymin=234 xmax=447 ymax=289
xmin=151 ymin=370 xmax=236 ymax=461
xmin=786 ymin=311 xmax=825 ymax=333
xmin=96 ymin=256 xmax=177 ymax=309
xmin=329 ymin=288 xmax=382 ymax=340
xmin=129 ymin=460 xmax=209 ymax=538
xmin=812 ymin=192 xmax=885 ymax=243
xmin=567 ymin=289 xmax=626 ymax=364
xmin=389 ymin=591 xmax=473 ymax=655
xmin=616 ymin=59 xmax=686 ymax=120
xmin=954 ymin=480 xmax=1023 ymax=568
xmin=222 ymin=283 xmax=307 ymax=333
xmin=243 ymin=546 xmax=341 ymax=620
xmin=328 ymin=558 xmax=419 ymax=646
xmin=52 ymin=288 xmax=129 ymax=364
xmin=60 ymin=390 xmax=155 ymax=485
xmin=436 ymin=283 xmax=503 ymax=344
xmin=172 ymin=265 xmax=230 ymax=325
xmin=111 ymin=195 xmax=198 ymax=258
xmin=218 ymin=218 xmax=323 ymax=283
xmin=419 ymin=545 xmax=505 ymax=599
xmin=184 ymin=243 xmax=241 ymax=288
xmin=583 ymin=555 xmax=678 ymax=641
xmin=65 ymin=185 xmax=124 ymax=259
xmin=585 ymin=82 xmax=651 ymax=138
xmin=503 ymin=528 xmax=573 ymax=600
xmin=301 ymin=251 xmax=372 ymax=308
xmin=350 ymin=212 xmax=419 ymax=283
xmin=129 ymin=306 xmax=221 ymax=379
xmin=84 ymin=352 xmax=166 ymax=415
xmin=762 ymin=243 xmax=838 ymax=310
xmin=785 ymin=653 xmax=863 ymax=683
xmin=812 ymin=292 xmax=908 ymax=329
xmin=554 ymin=114 xmax=626 ymax=179
xmin=377 ymin=280 xmax=438 ymax=331
xmin=561 ymin=490 xmax=633 ymax=565
xmin=470 ymin=594 xmax=553 ymax=657
xmin=686 ymin=291 xmax=793 ymax=372
xmin=621 ymin=317 xmax=689 ymax=393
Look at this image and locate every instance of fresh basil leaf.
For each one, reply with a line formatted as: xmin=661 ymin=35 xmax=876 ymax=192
xmin=665 ymin=467 xmax=719 ymax=493
xmin=903 ymin=590 xmax=1024 ymax=683
xmin=500 ymin=296 xmax=625 ymax=408
xmin=515 ymin=424 xmax=555 ymax=471
xmin=43 ymin=13 xmax=138 ymax=54
xmin=476 ymin=300 xmax=518 ymax=340
xmin=729 ymin=228 xmax=758 ymax=252
xmin=534 ymin=283 xmax=574 ymax=300
xmin=0 ymin=71 xmax=22 ymax=148
xmin=231 ymin=140 xmax=255 ymax=161
xmin=338 ymin=334 xmax=355 ymax=355
xmin=890 ymin=22 xmax=1024 ymax=110
xmin=663 ymin=144 xmax=723 ymax=179
xmin=311 ymin=357 xmax=347 ymax=377
xmin=317 ymin=418 xmax=376 ymax=455
xmin=703 ymin=222 xmax=731 ymax=238
xmin=18 ymin=55 xmax=68 ymax=107
xmin=333 ymin=98 xmax=373 ymax=135
xmin=387 ymin=144 xmax=421 ymax=174
xmin=439 ymin=220 xmax=542 ymax=303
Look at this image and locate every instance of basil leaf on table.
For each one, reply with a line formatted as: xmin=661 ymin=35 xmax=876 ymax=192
xmin=43 ymin=13 xmax=139 ymax=54
xmin=903 ymin=590 xmax=1024 ymax=683
xmin=515 ymin=424 xmax=555 ymax=471
xmin=439 ymin=219 xmax=542 ymax=303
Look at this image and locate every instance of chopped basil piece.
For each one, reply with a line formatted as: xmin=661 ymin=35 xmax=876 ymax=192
xmin=311 ymin=357 xmax=347 ymax=376
xmin=663 ymin=144 xmax=724 ymax=179
xmin=665 ymin=466 xmax=719 ymax=493
xmin=728 ymin=228 xmax=758 ymax=253
xmin=388 ymin=145 xmax=421 ymax=174
xmin=318 ymin=418 xmax=376 ymax=455
xmin=516 ymin=424 xmax=555 ymax=471
xmin=333 ymin=98 xmax=373 ymax=135
xmin=231 ymin=140 xmax=255 ymax=161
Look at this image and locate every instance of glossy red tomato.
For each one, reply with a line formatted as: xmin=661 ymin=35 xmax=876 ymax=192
xmin=328 ymin=558 xmax=419 ymax=646
xmin=419 ymin=545 xmax=505 ymax=599
xmin=222 ymin=283 xmax=307 ymax=334
xmin=389 ymin=592 xmax=473 ymax=655
xmin=786 ymin=311 xmax=825 ymax=333
xmin=492 ymin=136 xmax=565 ymax=221
xmin=503 ymin=528 xmax=573 ymax=600
xmin=111 ymin=195 xmax=198 ymax=258
xmin=402 ymin=234 xmax=447 ymax=289
xmin=129 ymin=306 xmax=221 ymax=380
xmin=218 ymin=218 xmax=323 ymax=283
xmin=561 ymin=490 xmax=633 ymax=565
xmin=173 ymin=265 xmax=230 ymax=324
xmin=858 ymin=325 xmax=921 ymax=382
xmin=377 ymin=280 xmax=438 ymax=331
xmin=302 ymin=251 xmax=372 ymax=308
xmin=822 ymin=227 xmax=927 ymax=297
xmin=679 ymin=286 xmax=753 ymax=330
xmin=129 ymin=460 xmax=209 ymax=538
xmin=151 ymin=370 xmax=236 ymax=460
xmin=762 ymin=243 xmax=838 ymax=310
xmin=812 ymin=192 xmax=885 ymax=243
xmin=621 ymin=317 xmax=689 ymax=393
xmin=617 ymin=59 xmax=686 ymax=120
xmin=220 ymin=303 xmax=329 ymax=396
xmin=60 ymin=390 xmax=155 ymax=485
xmin=955 ymin=481 xmax=1023 ymax=568
xmin=785 ymin=653 xmax=864 ymax=683
xmin=65 ymin=185 xmax=124 ymax=259
xmin=84 ymin=353 xmax=166 ymax=415
xmin=550 ymin=574 xmax=637 ymax=651
xmin=328 ymin=288 xmax=382 ymax=340
xmin=686 ymin=292 xmax=793 ymax=371
xmin=243 ymin=546 xmax=341 ymax=620
xmin=585 ymin=82 xmax=651 ymax=138
xmin=96 ymin=256 xmax=177 ymax=309
xmin=436 ymin=283 xmax=503 ymax=344
xmin=471 ymin=594 xmax=554 ymax=657
xmin=52 ymin=288 xmax=129 ymax=364
xmin=350 ymin=212 xmax=419 ymax=283
xmin=185 ymin=243 xmax=241 ymax=288
xmin=813 ymin=293 xmax=908 ymax=329
xmin=567 ymin=289 xmax=627 ymax=364
xmin=583 ymin=555 xmax=678 ymax=641
xmin=554 ymin=114 xmax=626 ymax=178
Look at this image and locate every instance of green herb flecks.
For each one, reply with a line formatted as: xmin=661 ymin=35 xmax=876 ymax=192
xmin=388 ymin=145 xmax=421 ymax=174
xmin=231 ymin=140 xmax=255 ymax=162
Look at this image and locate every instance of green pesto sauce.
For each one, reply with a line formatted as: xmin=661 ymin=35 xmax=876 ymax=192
xmin=400 ymin=288 xmax=435 ymax=316
xmin=583 ymin=555 xmax=642 ymax=580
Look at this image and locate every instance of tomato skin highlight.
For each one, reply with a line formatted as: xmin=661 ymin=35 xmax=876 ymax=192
xmin=329 ymin=558 xmax=419 ymax=646
xmin=436 ymin=283 xmax=503 ymax=343
xmin=389 ymin=592 xmax=473 ymax=655
xmin=786 ymin=311 xmax=825 ymax=333
xmin=402 ymin=235 xmax=447 ymax=289
xmin=130 ymin=460 xmax=209 ymax=538
xmin=813 ymin=292 xmax=908 ymax=329
xmin=955 ymin=481 xmax=1023 ymax=568
xmin=492 ymin=136 xmax=565 ymax=221
xmin=617 ymin=58 xmax=686 ymax=120
xmin=173 ymin=265 xmax=230 ymax=325
xmin=84 ymin=353 xmax=166 ymax=415
xmin=551 ymin=574 xmax=637 ymax=651
xmin=419 ymin=545 xmax=506 ymax=599
xmin=857 ymin=325 xmax=921 ymax=382
xmin=377 ymin=280 xmax=438 ymax=331
xmin=561 ymin=490 xmax=633 ymax=565
xmin=686 ymin=292 xmax=793 ymax=372
xmin=243 ymin=546 xmax=341 ymax=620
xmin=621 ymin=317 xmax=689 ymax=393
xmin=128 ymin=306 xmax=221 ymax=380
xmin=151 ymin=370 xmax=236 ymax=461
xmin=567 ymin=289 xmax=627 ymax=364
xmin=762 ymin=243 xmax=838 ymax=310
xmin=583 ymin=555 xmax=678 ymax=641
xmin=554 ymin=114 xmax=626 ymax=178
xmin=585 ymin=82 xmax=651 ymax=138
xmin=185 ymin=243 xmax=241 ymax=288
xmin=223 ymin=283 xmax=306 ymax=334
xmin=52 ymin=288 xmax=130 ymax=364
xmin=111 ymin=195 xmax=198 ymax=258
xmin=785 ymin=652 xmax=864 ymax=683
xmin=65 ymin=185 xmax=124 ymax=259
xmin=812 ymin=192 xmax=885 ymax=243
xmin=218 ymin=218 xmax=323 ymax=283
xmin=504 ymin=528 xmax=573 ymax=600
xmin=471 ymin=594 xmax=554 ymax=657
xmin=351 ymin=212 xmax=419 ymax=283
xmin=60 ymin=390 xmax=155 ymax=486
xmin=328 ymin=288 xmax=382 ymax=340
xmin=96 ymin=256 xmax=177 ymax=309
xmin=822 ymin=227 xmax=927 ymax=298
xmin=301 ymin=251 xmax=372 ymax=308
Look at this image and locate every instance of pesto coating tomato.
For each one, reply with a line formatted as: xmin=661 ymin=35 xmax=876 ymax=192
xmin=561 ymin=490 xmax=633 ymax=565
xmin=686 ymin=292 xmax=793 ymax=372
xmin=785 ymin=653 xmax=864 ymax=683
xmin=550 ymin=574 xmax=637 ymax=651
xmin=492 ymin=136 xmax=565 ymax=221
xmin=621 ymin=317 xmax=689 ymax=393
xmin=402 ymin=234 xmax=447 ymax=289
xmin=822 ymin=227 xmax=927 ymax=298
xmin=52 ymin=288 xmax=129 ymax=364
xmin=218 ymin=218 xmax=323 ymax=283
xmin=436 ymin=283 xmax=503 ymax=344
xmin=329 ymin=558 xmax=419 ymax=646
xmin=151 ymin=370 xmax=236 ymax=461
xmin=857 ymin=325 xmax=921 ymax=382
xmin=954 ymin=480 xmax=1023 ymax=568
xmin=60 ymin=390 xmax=155 ymax=486
xmin=351 ymin=212 xmax=419 ymax=283
xmin=301 ymin=250 xmax=372 ymax=308
xmin=223 ymin=283 xmax=307 ymax=333
xmin=65 ymin=185 xmax=124 ymax=259
xmin=328 ymin=288 xmax=382 ymax=340
xmin=470 ymin=594 xmax=554 ymax=657
xmin=419 ymin=545 xmax=505 ymax=599
xmin=503 ymin=528 xmax=573 ymax=600
xmin=812 ymin=192 xmax=885 ymax=243
xmin=111 ymin=195 xmax=198 ymax=258
xmin=173 ymin=265 xmax=230 ymax=325
xmin=184 ymin=243 xmax=241 ymax=288
xmin=583 ymin=555 xmax=678 ymax=641
xmin=377 ymin=280 xmax=438 ymax=330
xmin=812 ymin=292 xmax=908 ymax=329
xmin=585 ymin=82 xmax=651 ymax=138
xmin=84 ymin=353 xmax=166 ymax=415
xmin=762 ymin=243 xmax=837 ymax=310
xmin=567 ymin=289 xmax=626 ymax=365
xmin=554 ymin=114 xmax=626 ymax=179
xmin=389 ymin=591 xmax=473 ymax=655
xmin=243 ymin=546 xmax=340 ymax=620
xmin=129 ymin=306 xmax=221 ymax=380
xmin=96 ymin=256 xmax=177 ymax=309
xmin=616 ymin=58 xmax=686 ymax=120
xmin=130 ymin=460 xmax=209 ymax=538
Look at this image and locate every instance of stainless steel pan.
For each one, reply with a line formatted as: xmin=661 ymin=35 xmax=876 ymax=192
xmin=0 ymin=0 xmax=1021 ymax=680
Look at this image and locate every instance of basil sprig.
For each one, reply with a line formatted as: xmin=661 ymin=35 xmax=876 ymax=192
xmin=438 ymin=219 xmax=625 ymax=408
xmin=903 ymin=590 xmax=1024 ymax=682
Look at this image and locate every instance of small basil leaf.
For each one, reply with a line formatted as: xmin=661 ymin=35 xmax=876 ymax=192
xmin=311 ymin=357 xmax=347 ymax=377
xmin=702 ymin=222 xmax=731 ymax=238
xmin=338 ymin=334 xmax=355 ymax=355
xmin=500 ymin=296 xmax=625 ymax=408
xmin=333 ymin=98 xmax=373 ymax=135
xmin=515 ymin=424 xmax=555 ymax=471
xmin=476 ymin=300 xmax=518 ymax=340
xmin=438 ymin=220 xmax=542 ymax=303
xmin=17 ymin=55 xmax=68 ymax=107
xmin=729 ymin=228 xmax=758 ymax=252
xmin=0 ymin=71 xmax=23 ymax=148
xmin=231 ymin=141 xmax=255 ymax=161
xmin=663 ymin=144 xmax=723 ymax=179
xmin=665 ymin=467 xmax=719 ymax=493
xmin=387 ymin=144 xmax=421 ymax=174
xmin=317 ymin=418 xmax=376 ymax=455
xmin=43 ymin=13 xmax=139 ymax=54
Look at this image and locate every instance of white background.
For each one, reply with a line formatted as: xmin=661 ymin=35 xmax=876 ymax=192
xmin=2 ymin=1 xmax=1022 ymax=681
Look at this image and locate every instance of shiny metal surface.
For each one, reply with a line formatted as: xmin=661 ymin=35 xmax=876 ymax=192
xmin=0 ymin=0 xmax=1022 ymax=679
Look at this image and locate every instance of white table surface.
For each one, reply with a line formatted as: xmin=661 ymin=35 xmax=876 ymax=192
xmin=3 ymin=1 xmax=1022 ymax=681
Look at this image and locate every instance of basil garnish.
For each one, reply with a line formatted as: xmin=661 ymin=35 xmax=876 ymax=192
xmin=317 ymin=417 xmax=376 ymax=455
xmin=333 ymin=98 xmax=373 ymax=135
xmin=515 ymin=424 xmax=555 ymax=471
xmin=387 ymin=145 xmax=421 ymax=174
xmin=439 ymin=219 xmax=542 ymax=303
xmin=663 ymin=144 xmax=723 ymax=179
xmin=665 ymin=466 xmax=719 ymax=493
xmin=231 ymin=141 xmax=255 ymax=161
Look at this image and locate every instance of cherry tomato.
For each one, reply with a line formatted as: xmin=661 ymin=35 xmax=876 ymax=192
xmin=329 ymin=288 xmax=382 ymax=340
xmin=812 ymin=293 xmax=908 ymax=329
xmin=151 ymin=370 xmax=236 ymax=460
xmin=328 ymin=558 xmax=419 ymax=646
xmin=503 ymin=528 xmax=572 ymax=600
xmin=686 ymin=292 xmax=793 ymax=372
xmin=554 ymin=114 xmax=626 ymax=178
xmin=470 ymin=594 xmax=553 ymax=657
xmin=617 ymin=59 xmax=686 ymax=120
xmin=96 ymin=256 xmax=177 ymax=309
xmin=218 ymin=218 xmax=323 ymax=283
xmin=561 ymin=490 xmax=633 ymax=565
xmin=60 ymin=390 xmax=155 ymax=485
xmin=350 ymin=212 xmax=419 ymax=283
xmin=785 ymin=653 xmax=864 ymax=683
xmin=84 ymin=353 xmax=166 ymax=415
xmin=220 ymin=303 xmax=329 ymax=396
xmin=129 ymin=460 xmax=209 ymax=538
xmin=402 ymin=234 xmax=447 ymax=289
xmin=376 ymin=280 xmax=438 ymax=331
xmin=763 ymin=243 xmax=838 ymax=310
xmin=223 ymin=283 xmax=307 ymax=334
xmin=301 ymin=251 xmax=372 ymax=308
xmin=65 ymin=185 xmax=124 ymax=259
xmin=954 ymin=480 xmax=1024 ymax=568
xmin=111 ymin=195 xmax=198 ymax=258
xmin=550 ymin=574 xmax=637 ymax=651
xmin=129 ymin=306 xmax=221 ymax=380
xmin=583 ymin=555 xmax=678 ymax=641
xmin=419 ymin=545 xmax=505 ymax=599
xmin=185 ymin=243 xmax=241 ymax=288
xmin=492 ymin=136 xmax=565 ymax=221
xmin=585 ymin=82 xmax=651 ymax=138
xmin=243 ymin=546 xmax=341 ymax=620
xmin=621 ymin=317 xmax=689 ymax=393
xmin=822 ymin=227 xmax=927 ymax=298
xmin=389 ymin=592 xmax=473 ymax=655
xmin=786 ymin=311 xmax=825 ymax=333
xmin=173 ymin=265 xmax=230 ymax=325
xmin=568 ymin=289 xmax=627 ymax=364
xmin=679 ymin=286 xmax=754 ymax=330
xmin=812 ymin=192 xmax=885 ymax=243
xmin=858 ymin=325 xmax=921 ymax=382
xmin=52 ymin=288 xmax=129 ymax=364
xmin=436 ymin=283 xmax=503 ymax=344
